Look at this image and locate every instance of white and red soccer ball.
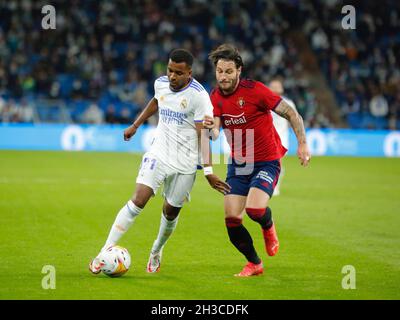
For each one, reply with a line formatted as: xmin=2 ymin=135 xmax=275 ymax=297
xmin=99 ymin=245 xmax=131 ymax=277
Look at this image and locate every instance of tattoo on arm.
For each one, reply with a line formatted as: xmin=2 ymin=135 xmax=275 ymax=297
xmin=274 ymin=100 xmax=307 ymax=144
xmin=273 ymin=100 xmax=291 ymax=120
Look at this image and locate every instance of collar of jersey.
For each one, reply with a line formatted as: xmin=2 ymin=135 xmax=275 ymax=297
xmin=170 ymin=78 xmax=193 ymax=93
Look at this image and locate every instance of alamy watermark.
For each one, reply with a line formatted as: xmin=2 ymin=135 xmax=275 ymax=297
xmin=41 ymin=265 xmax=56 ymax=290
xmin=41 ymin=5 xmax=56 ymax=29
xmin=341 ymin=265 xmax=356 ymax=290
xmin=341 ymin=5 xmax=356 ymax=30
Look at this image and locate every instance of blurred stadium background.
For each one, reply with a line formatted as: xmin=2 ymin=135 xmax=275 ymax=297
xmin=0 ymin=0 xmax=399 ymax=130
xmin=0 ymin=0 xmax=399 ymax=300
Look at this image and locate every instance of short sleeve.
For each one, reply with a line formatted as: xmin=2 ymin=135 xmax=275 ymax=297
xmin=153 ymin=79 xmax=160 ymax=100
xmin=257 ymin=82 xmax=282 ymax=111
xmin=194 ymin=90 xmax=214 ymax=122
xmin=210 ymin=89 xmax=221 ymax=117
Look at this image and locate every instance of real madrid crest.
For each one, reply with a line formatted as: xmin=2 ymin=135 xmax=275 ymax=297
xmin=237 ymin=97 xmax=245 ymax=108
xmin=180 ymin=98 xmax=188 ymax=109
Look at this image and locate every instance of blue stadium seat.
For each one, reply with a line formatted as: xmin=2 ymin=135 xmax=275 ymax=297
xmin=57 ymin=74 xmax=75 ymax=98
xmin=374 ymin=117 xmax=388 ymax=130
xmin=113 ymin=42 xmax=128 ymax=55
xmin=36 ymin=102 xmax=63 ymax=123
xmin=347 ymin=113 xmax=362 ymax=129
xmin=98 ymin=93 xmax=112 ymax=111
xmin=361 ymin=114 xmax=378 ymax=129
xmin=69 ymin=100 xmax=90 ymax=122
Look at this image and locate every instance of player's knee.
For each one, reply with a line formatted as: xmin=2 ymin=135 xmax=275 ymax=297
xmin=132 ymin=184 xmax=154 ymax=208
xmin=131 ymin=196 xmax=147 ymax=209
xmin=163 ymin=211 xmax=179 ymax=221
xmin=225 ymin=217 xmax=242 ymax=228
xmin=245 ymin=207 xmax=266 ymax=221
xmin=163 ymin=202 xmax=181 ymax=220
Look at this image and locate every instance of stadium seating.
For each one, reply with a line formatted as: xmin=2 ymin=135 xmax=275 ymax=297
xmin=0 ymin=0 xmax=398 ymax=129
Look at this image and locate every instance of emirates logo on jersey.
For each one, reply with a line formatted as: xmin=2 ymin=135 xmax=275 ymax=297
xmin=237 ymin=97 xmax=245 ymax=108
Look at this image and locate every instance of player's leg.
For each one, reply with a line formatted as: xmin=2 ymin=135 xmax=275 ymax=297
xmin=225 ymin=194 xmax=263 ymax=277
xmin=224 ymin=163 xmax=264 ymax=277
xmin=89 ymin=183 xmax=152 ymax=274
xmin=225 ymin=194 xmax=257 ymax=263
xmin=246 ymin=187 xmax=272 ymax=229
xmin=246 ymin=160 xmax=281 ymax=257
xmin=147 ymin=172 xmax=195 ymax=273
xmin=273 ymin=164 xmax=285 ymax=196
xmin=147 ymin=201 xmax=181 ymax=273
xmin=90 ymin=153 xmax=163 ymax=274
xmin=102 ymin=183 xmax=153 ymax=251
xmin=151 ymin=201 xmax=181 ymax=253
xmin=102 ymin=152 xmax=166 ymax=251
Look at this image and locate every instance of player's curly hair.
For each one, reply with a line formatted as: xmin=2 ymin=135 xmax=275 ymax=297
xmin=208 ymin=44 xmax=244 ymax=69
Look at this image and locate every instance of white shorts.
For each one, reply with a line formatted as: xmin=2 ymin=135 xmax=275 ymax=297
xmin=136 ymin=152 xmax=196 ymax=208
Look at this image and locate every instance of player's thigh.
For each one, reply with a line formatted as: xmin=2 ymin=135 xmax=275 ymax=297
xmin=224 ymin=195 xmax=247 ymax=220
xmin=163 ymin=172 xmax=196 ymax=208
xmin=246 ymin=187 xmax=270 ymax=208
xmin=247 ymin=160 xmax=281 ymax=208
xmin=134 ymin=153 xmax=165 ymax=206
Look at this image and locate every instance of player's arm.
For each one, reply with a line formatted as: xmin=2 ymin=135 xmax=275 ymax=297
xmin=202 ymin=115 xmax=221 ymax=140
xmin=124 ymin=98 xmax=158 ymax=141
xmin=273 ymin=99 xmax=311 ymax=166
xmin=195 ymin=122 xmax=231 ymax=195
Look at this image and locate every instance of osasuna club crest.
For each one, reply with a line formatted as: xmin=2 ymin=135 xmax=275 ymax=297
xmin=237 ymin=97 xmax=245 ymax=108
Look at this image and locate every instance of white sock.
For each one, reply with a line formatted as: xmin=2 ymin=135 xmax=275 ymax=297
xmin=151 ymin=213 xmax=179 ymax=254
xmin=102 ymin=200 xmax=142 ymax=251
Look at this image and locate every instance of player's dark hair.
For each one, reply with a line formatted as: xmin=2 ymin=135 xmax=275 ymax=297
xmin=169 ymin=49 xmax=194 ymax=67
xmin=208 ymin=44 xmax=244 ymax=69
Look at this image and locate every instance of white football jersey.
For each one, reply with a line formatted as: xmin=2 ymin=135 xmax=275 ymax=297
xmin=272 ymin=96 xmax=297 ymax=150
xmin=148 ymin=76 xmax=213 ymax=174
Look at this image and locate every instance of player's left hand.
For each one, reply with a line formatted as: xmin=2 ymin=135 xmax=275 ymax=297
xmin=205 ymin=174 xmax=231 ymax=195
xmin=202 ymin=115 xmax=214 ymax=129
xmin=297 ymin=143 xmax=311 ymax=167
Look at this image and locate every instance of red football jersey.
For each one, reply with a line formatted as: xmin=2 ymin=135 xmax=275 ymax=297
xmin=211 ymin=79 xmax=287 ymax=163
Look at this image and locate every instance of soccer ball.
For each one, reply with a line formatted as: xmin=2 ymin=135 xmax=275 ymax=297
xmin=99 ymin=245 xmax=131 ymax=277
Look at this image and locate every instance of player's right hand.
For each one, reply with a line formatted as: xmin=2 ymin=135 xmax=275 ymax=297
xmin=297 ymin=143 xmax=311 ymax=167
xmin=124 ymin=124 xmax=137 ymax=141
xmin=205 ymin=174 xmax=231 ymax=195
xmin=202 ymin=115 xmax=214 ymax=129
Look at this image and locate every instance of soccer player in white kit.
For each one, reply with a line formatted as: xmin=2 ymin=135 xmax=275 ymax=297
xmin=269 ymin=78 xmax=297 ymax=196
xmin=89 ymin=49 xmax=230 ymax=274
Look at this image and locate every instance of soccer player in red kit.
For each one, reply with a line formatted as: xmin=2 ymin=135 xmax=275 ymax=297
xmin=205 ymin=44 xmax=311 ymax=277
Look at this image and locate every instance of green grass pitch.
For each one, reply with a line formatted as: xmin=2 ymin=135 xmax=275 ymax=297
xmin=0 ymin=150 xmax=399 ymax=300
